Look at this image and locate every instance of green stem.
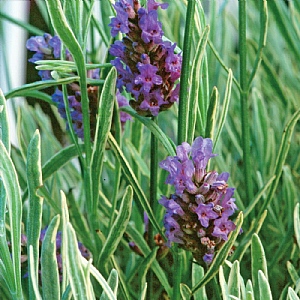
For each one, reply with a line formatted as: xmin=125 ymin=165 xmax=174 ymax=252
xmin=178 ymin=0 xmax=196 ymax=144
xmin=172 ymin=246 xmax=183 ymax=300
xmin=146 ymin=117 xmax=158 ymax=299
xmin=239 ymin=0 xmax=254 ymax=204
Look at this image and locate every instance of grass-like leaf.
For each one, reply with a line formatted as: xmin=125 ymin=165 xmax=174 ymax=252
xmin=66 ymin=223 xmax=88 ymax=300
xmin=192 ymin=261 xmax=207 ymax=300
xmin=294 ymin=203 xmax=300 ymax=250
xmin=98 ymin=186 xmax=133 ymax=266
xmin=138 ymin=248 xmax=158 ymax=293
xmin=286 ymin=261 xmax=300 ymax=286
xmin=187 ymin=25 xmax=210 ymax=143
xmin=121 ymin=106 xmax=176 ymax=156
xmin=26 ymin=130 xmax=43 ymax=299
xmin=29 ymin=246 xmax=42 ymax=300
xmin=80 ymin=257 xmax=116 ymax=300
xmin=108 ymin=133 xmax=165 ymax=239
xmin=4 ymin=77 xmax=79 ymax=100
xmin=45 ymin=0 xmax=91 ymax=161
xmin=205 ymin=86 xmax=219 ymax=140
xmin=228 ymin=261 xmax=241 ymax=299
xmin=178 ymin=0 xmax=196 ymax=144
xmin=219 ymin=266 xmax=229 ymax=300
xmin=288 ymin=287 xmax=300 ymax=300
xmin=180 ymin=283 xmax=192 ymax=300
xmin=91 ymin=67 xmax=116 ymax=215
xmin=0 ymin=140 xmax=23 ymax=299
xmin=0 ymin=89 xmax=10 ymax=152
xmin=258 ymin=108 xmax=300 ymax=216
xmin=258 ymin=270 xmax=273 ymax=300
xmin=126 ymin=225 xmax=172 ymax=296
xmin=213 ymin=69 xmax=233 ymax=150
xmin=100 ymin=269 xmax=118 ymax=300
xmin=41 ymin=215 xmax=61 ymax=300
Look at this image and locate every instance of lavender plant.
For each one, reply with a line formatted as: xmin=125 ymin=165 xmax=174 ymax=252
xmin=0 ymin=0 xmax=300 ymax=299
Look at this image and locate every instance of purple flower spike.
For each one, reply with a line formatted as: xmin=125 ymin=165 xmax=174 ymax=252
xmin=159 ymin=136 xmax=240 ymax=266
xmin=109 ymin=0 xmax=181 ymax=117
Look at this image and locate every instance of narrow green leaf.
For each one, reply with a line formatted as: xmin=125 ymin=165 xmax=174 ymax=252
xmin=294 ymin=203 xmax=300 ymax=250
xmin=288 ymin=287 xmax=300 ymax=300
xmin=42 ymin=144 xmax=84 ymax=181
xmin=213 ymin=69 xmax=233 ymax=149
xmin=108 ymin=133 xmax=165 ymax=239
xmin=268 ymin=1 xmax=299 ymax=60
xmin=121 ymin=106 xmax=176 ymax=156
xmin=41 ymin=215 xmax=61 ymax=300
xmin=207 ymin=40 xmax=241 ymax=92
xmin=205 ymin=87 xmax=219 ymax=140
xmin=219 ymin=266 xmax=230 ymax=300
xmin=231 ymin=210 xmax=267 ymax=262
xmin=287 ymin=261 xmax=300 ymax=286
xmin=187 ymin=25 xmax=210 ymax=144
xmin=192 ymin=212 xmax=243 ymax=294
xmin=0 ymin=229 xmax=16 ymax=295
xmin=258 ymin=108 xmax=300 ymax=216
xmin=178 ymin=0 xmax=196 ymax=144
xmin=60 ymin=191 xmax=70 ymax=292
xmin=251 ymin=233 xmax=268 ymax=299
xmin=246 ymin=279 xmax=254 ymax=295
xmin=180 ymin=284 xmax=192 ymax=300
xmin=0 ymin=89 xmax=10 ymax=152
xmin=27 ymin=130 xmax=43 ymax=299
xmin=45 ymin=0 xmax=91 ymax=160
xmin=98 ymin=186 xmax=133 ymax=266
xmin=100 ymin=269 xmax=118 ymax=300
xmin=91 ymin=67 xmax=117 ymax=214
xmin=0 ymin=140 xmax=23 ymax=299
xmin=138 ymin=283 xmax=147 ymax=300
xmin=247 ymin=0 xmax=268 ymax=88
xmin=110 ymin=255 xmax=131 ymax=300
xmin=29 ymin=246 xmax=42 ymax=300
xmin=243 ymin=175 xmax=275 ymax=219
xmin=4 ymin=77 xmax=79 ymax=100
xmin=258 ymin=270 xmax=273 ymax=300
xmin=66 ymin=223 xmax=88 ymax=300
xmin=80 ymin=256 xmax=116 ymax=300
xmin=126 ymin=225 xmax=172 ymax=296
xmin=0 ymin=11 xmax=44 ymax=35
xmin=138 ymin=248 xmax=158 ymax=291
xmin=67 ymin=192 xmax=94 ymax=253
xmin=228 ymin=261 xmax=241 ymax=299
xmin=192 ymin=262 xmax=207 ymax=300
xmin=61 ymin=285 xmax=72 ymax=300
xmin=246 ymin=291 xmax=255 ymax=300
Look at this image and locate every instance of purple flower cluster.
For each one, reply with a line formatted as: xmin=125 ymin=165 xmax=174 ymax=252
xmin=9 ymin=227 xmax=90 ymax=281
xmin=159 ymin=137 xmax=238 ymax=265
xmin=26 ymin=33 xmax=67 ymax=80
xmin=27 ymin=33 xmax=132 ymax=140
xmin=109 ymin=0 xmax=182 ymax=117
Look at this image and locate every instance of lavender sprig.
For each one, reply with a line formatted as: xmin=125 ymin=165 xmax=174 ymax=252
xmin=159 ymin=136 xmax=239 ymax=266
xmin=109 ymin=0 xmax=182 ymax=117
